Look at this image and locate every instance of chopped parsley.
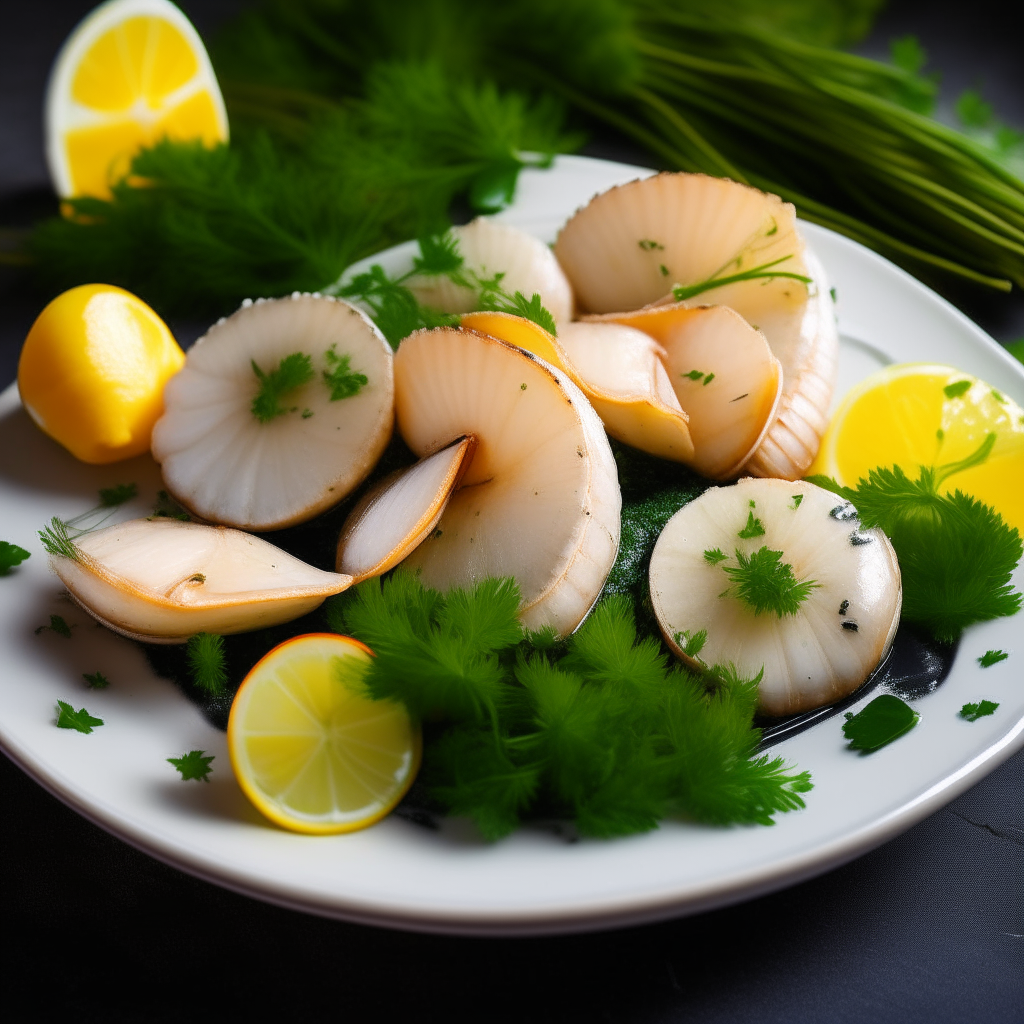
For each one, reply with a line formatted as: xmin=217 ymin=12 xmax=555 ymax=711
xmin=251 ymin=352 xmax=315 ymax=423
xmin=843 ymin=695 xmax=918 ymax=753
xmin=720 ymin=546 xmax=819 ymax=617
xmin=960 ymin=700 xmax=999 ymax=722
xmin=0 ymin=541 xmax=30 ymax=575
xmin=323 ymin=344 xmax=368 ymax=401
xmin=703 ymin=547 xmax=728 ymax=565
xmin=83 ymin=671 xmax=110 ymax=689
xmin=789 ymin=495 xmax=803 ymax=510
xmin=98 ymin=483 xmax=138 ymax=507
xmin=682 ymin=369 xmax=705 ymax=381
xmin=737 ymin=509 xmax=766 ymax=538
xmin=942 ymin=379 xmax=972 ymax=399
xmin=168 ymin=750 xmax=215 ymax=781
xmin=638 ymin=239 xmax=664 ymax=251
xmin=674 ymin=628 xmax=708 ymax=658
xmin=56 ymin=701 xmax=103 ymax=734
xmin=977 ymin=649 xmax=1009 ymax=667
xmin=36 ymin=614 xmax=73 ymax=638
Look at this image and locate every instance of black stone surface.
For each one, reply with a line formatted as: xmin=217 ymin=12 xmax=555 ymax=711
xmin=1 ymin=2 xmax=1022 ymax=1021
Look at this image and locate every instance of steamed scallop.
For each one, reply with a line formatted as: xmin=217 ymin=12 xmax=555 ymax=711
xmin=593 ymin=304 xmax=781 ymax=478
xmin=554 ymin=173 xmax=838 ymax=478
xmin=151 ymin=294 xmax=394 ymax=531
xmin=461 ymin=311 xmax=694 ymax=463
xmin=52 ymin=518 xmax=352 ymax=643
xmin=649 ymin=478 xmax=901 ymax=716
xmin=406 ymin=218 xmax=574 ymax=324
xmin=394 ymin=327 xmax=620 ymax=636
xmin=336 ymin=436 xmax=475 ymax=582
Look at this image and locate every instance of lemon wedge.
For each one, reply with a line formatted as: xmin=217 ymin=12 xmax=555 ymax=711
xmin=809 ymin=362 xmax=1024 ymax=532
xmin=228 ymin=634 xmax=420 ymax=834
xmin=45 ymin=0 xmax=228 ymax=199
xmin=18 ymin=283 xmax=185 ymax=464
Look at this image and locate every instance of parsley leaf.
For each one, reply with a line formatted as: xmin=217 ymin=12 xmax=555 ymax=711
xmin=36 ymin=614 xmax=73 ymax=638
xmin=843 ymin=695 xmax=918 ymax=753
xmin=960 ymin=700 xmax=999 ymax=722
xmin=978 ymin=649 xmax=1009 ymax=667
xmin=186 ymin=633 xmax=227 ymax=696
xmin=56 ymin=700 xmax=103 ymax=734
xmin=721 ymin=546 xmax=819 ymax=617
xmin=251 ymin=352 xmax=315 ymax=423
xmin=703 ymin=547 xmax=727 ymax=565
xmin=323 ymin=345 xmax=369 ymax=400
xmin=99 ymin=483 xmax=138 ymax=507
xmin=737 ymin=509 xmax=766 ymax=538
xmin=168 ymin=750 xmax=215 ymax=781
xmin=0 ymin=541 xmax=30 ymax=575
xmin=83 ymin=671 xmax=110 ymax=689
xmin=413 ymin=231 xmax=466 ymax=278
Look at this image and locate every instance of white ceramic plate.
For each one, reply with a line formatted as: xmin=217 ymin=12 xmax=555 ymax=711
xmin=1 ymin=156 xmax=1022 ymax=936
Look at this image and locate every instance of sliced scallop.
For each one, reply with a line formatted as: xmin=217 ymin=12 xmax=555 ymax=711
xmin=591 ymin=304 xmax=781 ymax=478
xmin=648 ymin=478 xmax=902 ymax=716
xmin=151 ymin=294 xmax=394 ymax=531
xmin=462 ymin=310 xmax=694 ymax=463
xmin=394 ymin=327 xmax=620 ymax=636
xmin=406 ymin=218 xmax=574 ymax=324
xmin=336 ymin=436 xmax=475 ymax=581
xmin=51 ymin=518 xmax=352 ymax=643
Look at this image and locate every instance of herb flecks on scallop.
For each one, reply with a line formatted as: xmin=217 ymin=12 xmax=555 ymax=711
xmin=152 ymin=294 xmax=394 ymax=531
xmin=48 ymin=518 xmax=352 ymax=643
xmin=649 ymin=478 xmax=902 ymax=716
xmin=393 ymin=326 xmax=620 ymax=637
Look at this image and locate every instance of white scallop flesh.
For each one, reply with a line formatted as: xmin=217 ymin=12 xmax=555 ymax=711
xmin=151 ymin=294 xmax=394 ymax=531
xmin=394 ymin=327 xmax=620 ymax=636
xmin=592 ymin=304 xmax=782 ymax=479
xmin=52 ymin=518 xmax=352 ymax=643
xmin=557 ymin=321 xmax=694 ymax=463
xmin=554 ymin=172 xmax=806 ymax=317
xmin=648 ymin=478 xmax=901 ymax=716
xmin=405 ymin=218 xmax=574 ymax=324
xmin=336 ymin=436 xmax=475 ymax=581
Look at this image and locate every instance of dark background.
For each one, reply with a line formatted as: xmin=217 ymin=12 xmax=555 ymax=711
xmin=1 ymin=2 xmax=1022 ymax=1021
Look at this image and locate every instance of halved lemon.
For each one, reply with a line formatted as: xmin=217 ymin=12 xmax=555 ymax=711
xmin=45 ymin=0 xmax=228 ymax=200
xmin=228 ymin=634 xmax=420 ymax=834
xmin=809 ymin=362 xmax=1024 ymax=532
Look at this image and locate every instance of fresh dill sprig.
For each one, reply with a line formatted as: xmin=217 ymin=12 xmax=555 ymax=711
xmin=323 ymin=345 xmax=369 ymax=400
xmin=251 ymin=353 xmax=315 ymax=422
xmin=38 ymin=518 xmax=78 ymax=560
xmin=808 ymin=458 xmax=1022 ymax=643
xmin=186 ymin=633 xmax=228 ymax=696
xmin=720 ymin=546 xmax=819 ymax=617
xmin=0 ymin=541 xmax=30 ymax=575
xmin=479 ymin=289 xmax=559 ymax=336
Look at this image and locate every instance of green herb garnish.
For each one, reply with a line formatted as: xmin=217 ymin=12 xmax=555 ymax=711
xmin=151 ymin=490 xmax=190 ymax=521
xmin=842 ymin=695 xmax=919 ymax=753
xmin=38 ymin=517 xmax=78 ymax=559
xmin=0 ymin=541 xmax=30 ymax=575
xmin=977 ymin=649 xmax=1009 ymax=667
xmin=83 ymin=671 xmax=110 ymax=690
xmin=186 ymin=633 xmax=228 ymax=696
xmin=56 ymin=701 xmax=103 ymax=734
xmin=36 ymin=614 xmax=73 ymax=638
xmin=251 ymin=353 xmax=315 ymax=422
xmin=168 ymin=750 xmax=215 ymax=782
xmin=672 ymin=255 xmax=812 ymax=302
xmin=703 ymin=547 xmax=727 ymax=565
xmin=98 ymin=483 xmax=138 ymax=507
xmin=323 ymin=345 xmax=369 ymax=401
xmin=959 ymin=700 xmax=999 ymax=722
xmin=737 ymin=509 xmax=766 ymax=538
xmin=720 ymin=546 xmax=819 ymax=618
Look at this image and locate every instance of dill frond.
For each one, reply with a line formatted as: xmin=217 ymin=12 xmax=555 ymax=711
xmin=721 ymin=546 xmax=819 ymax=618
xmin=38 ymin=518 xmax=78 ymax=560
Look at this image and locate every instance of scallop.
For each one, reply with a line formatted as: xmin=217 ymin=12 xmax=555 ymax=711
xmin=405 ymin=218 xmax=574 ymax=324
xmin=52 ymin=518 xmax=352 ymax=643
xmin=393 ymin=326 xmax=620 ymax=636
xmin=151 ymin=294 xmax=394 ymax=531
xmin=648 ymin=478 xmax=902 ymax=716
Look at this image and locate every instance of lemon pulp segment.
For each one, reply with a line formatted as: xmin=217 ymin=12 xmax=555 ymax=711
xmin=18 ymin=284 xmax=185 ymax=464
xmin=228 ymin=634 xmax=420 ymax=834
xmin=810 ymin=363 xmax=1024 ymax=531
xmin=46 ymin=0 xmax=228 ymax=199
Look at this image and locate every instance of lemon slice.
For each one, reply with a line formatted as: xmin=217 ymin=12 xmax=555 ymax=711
xmin=228 ymin=634 xmax=420 ymax=834
xmin=809 ymin=362 xmax=1024 ymax=532
xmin=45 ymin=0 xmax=228 ymax=199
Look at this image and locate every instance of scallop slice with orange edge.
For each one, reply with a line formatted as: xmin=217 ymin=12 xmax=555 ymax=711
xmin=461 ymin=310 xmax=693 ymax=463
xmin=590 ymin=304 xmax=782 ymax=479
xmin=229 ymin=633 xmax=420 ymax=835
xmin=406 ymin=218 xmax=574 ymax=325
xmin=151 ymin=293 xmax=394 ymax=531
xmin=554 ymin=173 xmax=838 ymax=479
xmin=336 ymin=436 xmax=476 ymax=581
xmin=50 ymin=518 xmax=352 ymax=643
xmin=394 ymin=327 xmax=620 ymax=636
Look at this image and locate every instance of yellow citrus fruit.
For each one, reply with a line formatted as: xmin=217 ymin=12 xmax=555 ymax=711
xmin=809 ymin=362 xmax=1024 ymax=532
xmin=18 ymin=284 xmax=185 ymax=464
xmin=228 ymin=634 xmax=421 ymax=835
xmin=45 ymin=0 xmax=228 ymax=199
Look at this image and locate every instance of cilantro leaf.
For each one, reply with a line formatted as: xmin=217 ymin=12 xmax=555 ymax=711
xmin=251 ymin=352 xmax=315 ymax=423
xmin=0 ymin=541 xmax=30 ymax=575
xmin=186 ymin=633 xmax=227 ymax=696
xmin=83 ymin=671 xmax=110 ymax=689
xmin=99 ymin=483 xmax=138 ymax=507
xmin=168 ymin=750 xmax=215 ymax=781
xmin=721 ymin=546 xmax=819 ymax=617
xmin=56 ymin=700 xmax=103 ymax=734
xmin=960 ymin=700 xmax=999 ymax=722
xmin=323 ymin=345 xmax=369 ymax=401
xmin=843 ymin=695 xmax=918 ymax=753
xmin=36 ymin=614 xmax=73 ymax=638
xmin=978 ymin=649 xmax=1009 ymax=667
